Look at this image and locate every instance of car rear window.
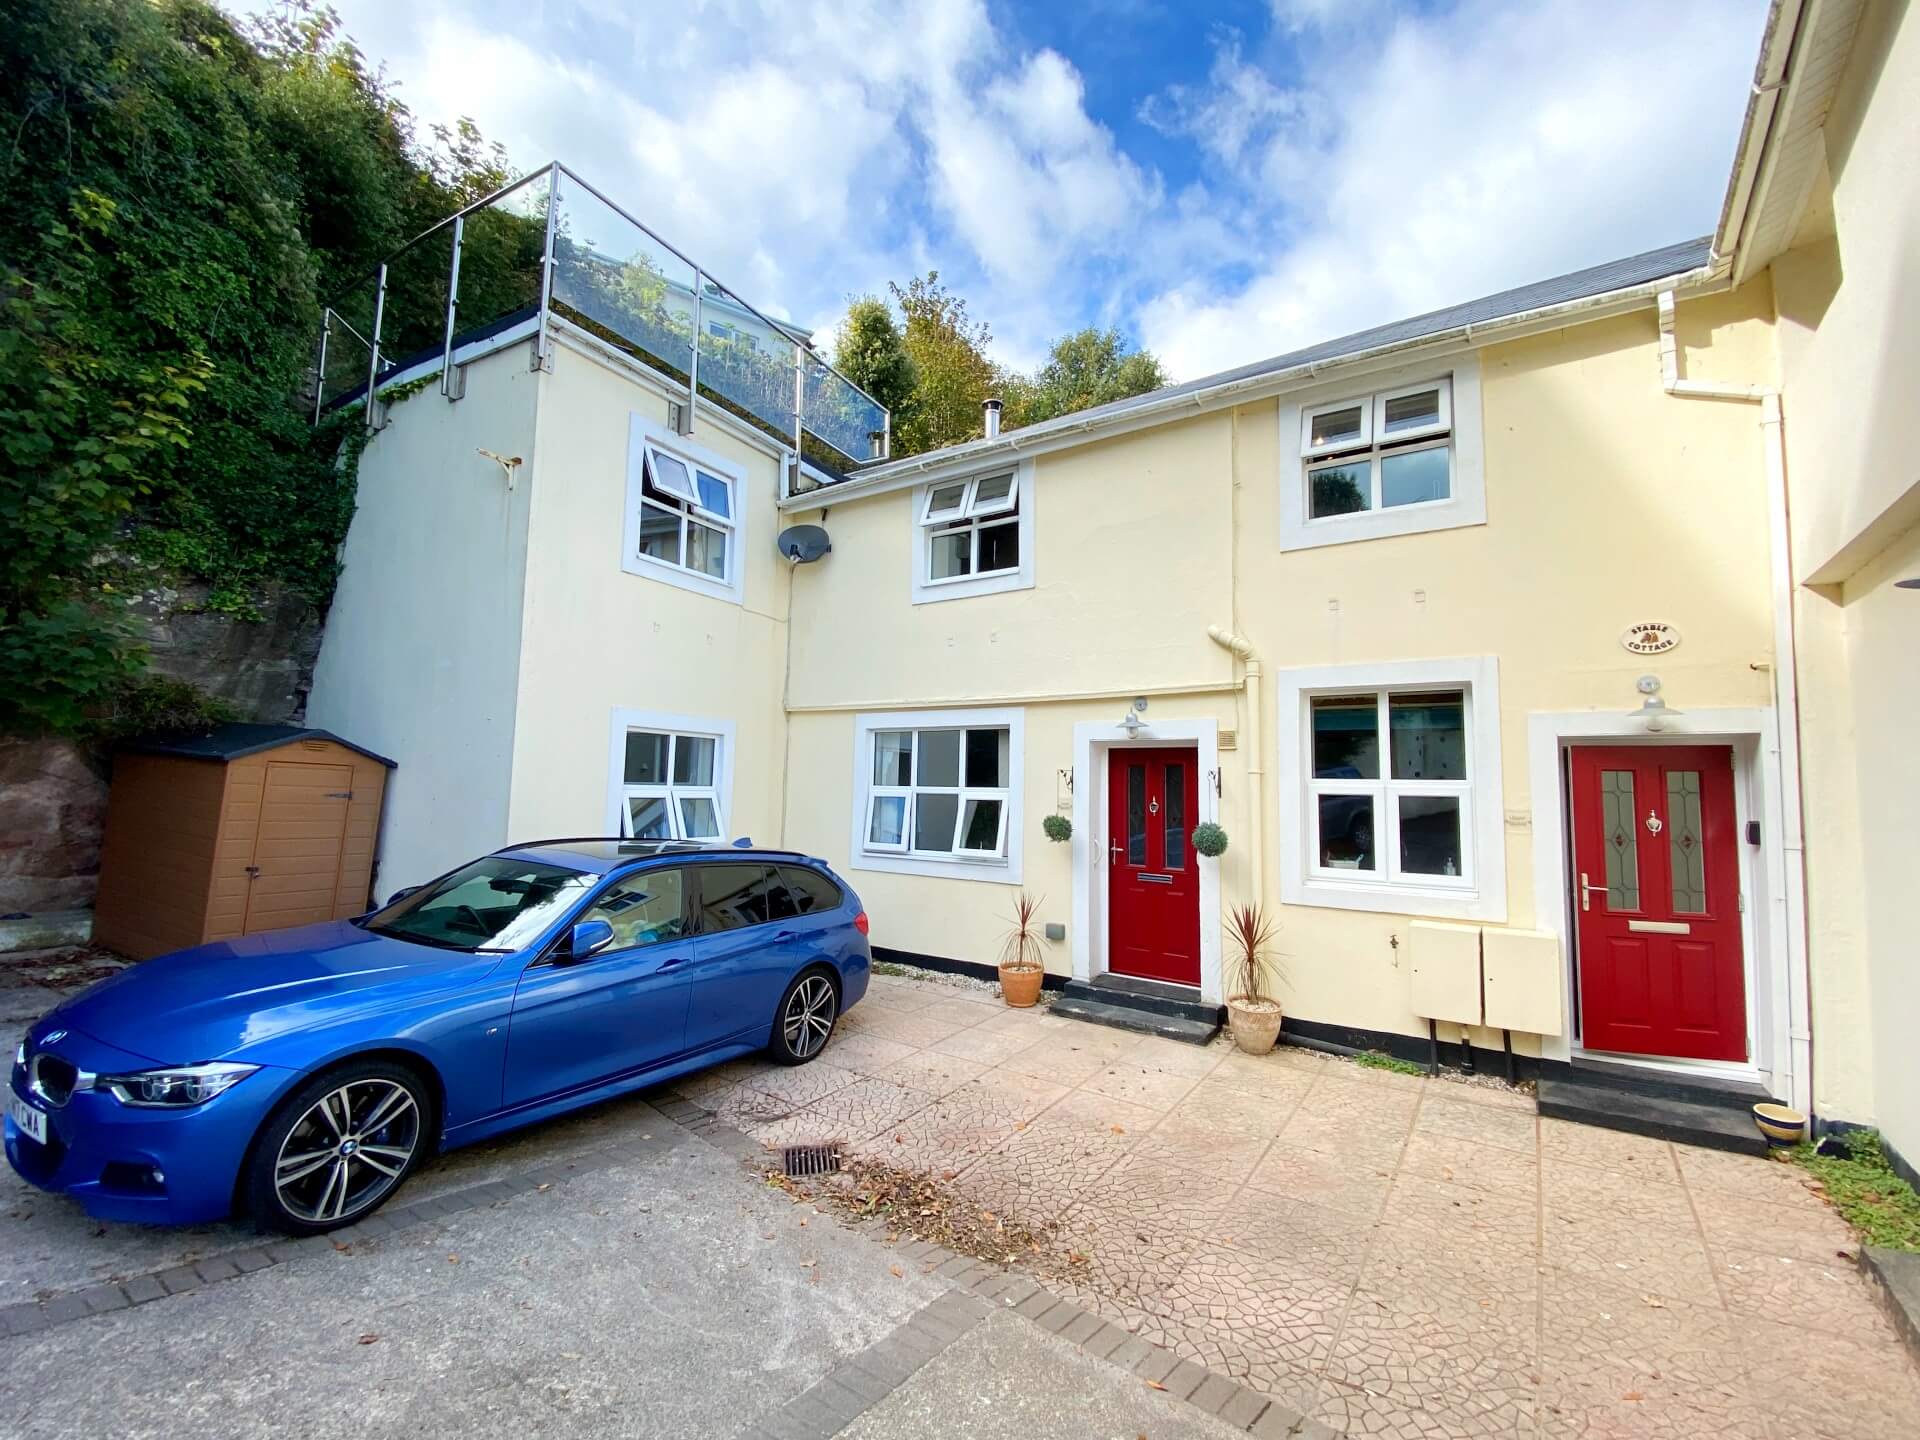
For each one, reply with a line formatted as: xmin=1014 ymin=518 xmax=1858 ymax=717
xmin=777 ymin=865 xmax=843 ymax=916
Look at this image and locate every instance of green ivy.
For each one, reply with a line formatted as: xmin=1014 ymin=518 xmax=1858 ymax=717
xmin=0 ymin=0 xmax=516 ymax=738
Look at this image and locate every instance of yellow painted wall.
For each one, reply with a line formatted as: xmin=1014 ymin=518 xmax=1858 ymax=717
xmin=786 ymin=413 xmax=1238 ymax=712
xmin=505 ymin=335 xmax=793 ymax=848
xmin=783 ymin=287 xmax=1781 ymax=1056
xmin=1766 ymin=0 xmax=1920 ymax=1150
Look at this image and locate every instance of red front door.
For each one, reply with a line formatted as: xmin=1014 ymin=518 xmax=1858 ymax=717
xmin=1570 ymin=745 xmax=1746 ymax=1061
xmin=1107 ymin=748 xmax=1201 ymax=987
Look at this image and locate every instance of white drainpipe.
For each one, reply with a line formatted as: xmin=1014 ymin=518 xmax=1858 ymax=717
xmin=1657 ymin=289 xmax=1812 ymax=1117
xmin=1206 ymin=627 xmax=1262 ymax=892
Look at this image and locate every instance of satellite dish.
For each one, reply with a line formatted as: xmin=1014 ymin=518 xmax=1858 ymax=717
xmin=778 ymin=524 xmax=831 ymax=564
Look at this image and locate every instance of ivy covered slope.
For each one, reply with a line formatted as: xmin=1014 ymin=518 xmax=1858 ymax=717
xmin=0 ymin=0 xmax=509 ymax=738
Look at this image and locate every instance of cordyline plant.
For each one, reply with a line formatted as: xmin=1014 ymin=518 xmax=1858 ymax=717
xmin=1226 ymin=903 xmax=1283 ymax=1005
xmin=999 ymin=892 xmax=1045 ymax=973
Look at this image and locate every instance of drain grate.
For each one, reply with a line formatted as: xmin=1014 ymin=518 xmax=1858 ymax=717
xmin=781 ymin=1143 xmax=844 ymax=1180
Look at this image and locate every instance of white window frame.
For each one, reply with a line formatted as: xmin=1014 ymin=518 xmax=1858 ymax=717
xmin=910 ymin=460 xmax=1035 ymax=604
xmin=1278 ymin=657 xmax=1506 ymax=921
xmin=605 ymin=708 xmax=736 ymax=842
xmin=850 ymin=707 xmax=1025 ymax=883
xmin=1278 ymin=356 xmax=1485 ymax=551
xmin=622 ymin=414 xmax=748 ymax=604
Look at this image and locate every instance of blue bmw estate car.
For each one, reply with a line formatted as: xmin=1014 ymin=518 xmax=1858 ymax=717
xmin=5 ymin=840 xmax=869 ymax=1235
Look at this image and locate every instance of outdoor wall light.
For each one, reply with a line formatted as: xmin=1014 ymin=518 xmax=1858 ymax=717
xmin=1633 ymin=674 xmax=1683 ymax=732
xmin=1118 ymin=696 xmax=1149 ymax=738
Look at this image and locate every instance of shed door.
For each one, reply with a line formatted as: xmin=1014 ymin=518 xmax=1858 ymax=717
xmin=243 ymin=762 xmax=354 ymax=936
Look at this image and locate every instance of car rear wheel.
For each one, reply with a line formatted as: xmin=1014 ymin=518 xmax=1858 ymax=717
xmin=769 ymin=969 xmax=838 ymax=1065
xmin=246 ymin=1059 xmax=430 ymax=1235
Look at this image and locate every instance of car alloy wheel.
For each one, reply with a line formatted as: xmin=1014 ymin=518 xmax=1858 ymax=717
xmin=782 ymin=974 xmax=837 ymax=1060
xmin=273 ymin=1078 xmax=420 ymax=1225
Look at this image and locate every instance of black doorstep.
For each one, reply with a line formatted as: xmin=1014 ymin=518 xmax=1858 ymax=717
xmin=1537 ymin=1060 xmax=1781 ymax=1156
xmin=1050 ymin=975 xmax=1224 ymax=1046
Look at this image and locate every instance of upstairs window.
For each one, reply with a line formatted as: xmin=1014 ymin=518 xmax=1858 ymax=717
xmin=619 ymin=729 xmax=724 ymax=841
xmin=636 ymin=443 xmax=733 ymax=580
xmin=624 ymin=417 xmax=747 ymax=602
xmin=911 ymin=464 xmax=1034 ymax=604
xmin=1277 ymin=360 xmax=1484 ymax=551
xmin=1302 ymin=378 xmax=1453 ymax=519
xmin=922 ymin=472 xmax=1019 ymax=582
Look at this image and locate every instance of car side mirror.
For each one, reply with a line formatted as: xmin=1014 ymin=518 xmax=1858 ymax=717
xmin=568 ymin=919 xmax=615 ymax=961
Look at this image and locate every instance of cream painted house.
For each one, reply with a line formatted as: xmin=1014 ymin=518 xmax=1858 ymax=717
xmin=307 ymin=1 xmax=1916 ymax=1176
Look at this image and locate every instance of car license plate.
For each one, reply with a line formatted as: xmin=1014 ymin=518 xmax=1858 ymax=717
xmin=6 ymin=1093 xmax=46 ymax=1145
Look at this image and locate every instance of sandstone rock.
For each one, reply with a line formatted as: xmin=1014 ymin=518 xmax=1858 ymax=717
xmin=0 ymin=739 xmax=108 ymax=914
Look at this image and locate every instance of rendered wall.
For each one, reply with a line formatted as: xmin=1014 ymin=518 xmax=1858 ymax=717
xmin=1769 ymin=0 xmax=1920 ymax=1149
xmin=503 ymin=335 xmax=792 ymax=850
xmin=307 ymin=350 xmax=538 ymax=900
xmin=782 ymin=291 xmax=1782 ymax=1058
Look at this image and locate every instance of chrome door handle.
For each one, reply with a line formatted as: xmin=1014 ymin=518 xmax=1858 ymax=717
xmin=1108 ymin=839 xmax=1122 ymax=864
xmin=1578 ymin=872 xmax=1605 ymax=912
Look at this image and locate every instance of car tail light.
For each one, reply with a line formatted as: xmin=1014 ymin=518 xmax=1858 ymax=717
xmin=853 ymin=910 xmax=870 ymax=936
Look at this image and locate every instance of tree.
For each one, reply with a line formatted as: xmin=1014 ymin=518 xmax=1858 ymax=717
xmin=0 ymin=0 xmax=520 ymax=736
xmin=832 ymin=296 xmax=919 ymax=422
xmin=889 ymin=273 xmax=998 ymax=455
xmin=1001 ymin=327 xmax=1167 ymax=429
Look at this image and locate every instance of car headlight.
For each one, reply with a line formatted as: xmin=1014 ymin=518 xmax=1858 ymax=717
xmin=98 ymin=1063 xmax=259 ymax=1108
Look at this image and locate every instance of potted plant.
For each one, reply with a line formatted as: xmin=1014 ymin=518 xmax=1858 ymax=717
xmin=998 ymin=892 xmax=1046 ymax=1008
xmin=1224 ymin=903 xmax=1284 ymax=1055
xmin=1042 ymin=813 xmax=1072 ymax=843
xmin=1192 ymin=822 xmax=1228 ymax=858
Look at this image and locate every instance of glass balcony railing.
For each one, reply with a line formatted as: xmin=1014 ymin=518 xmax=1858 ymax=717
xmin=313 ymin=163 xmax=889 ymax=470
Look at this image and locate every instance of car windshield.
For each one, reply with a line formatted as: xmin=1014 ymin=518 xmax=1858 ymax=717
xmin=364 ymin=857 xmax=595 ymax=952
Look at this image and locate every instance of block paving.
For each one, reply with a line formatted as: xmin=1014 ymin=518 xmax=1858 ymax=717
xmin=701 ymin=971 xmax=1920 ymax=1439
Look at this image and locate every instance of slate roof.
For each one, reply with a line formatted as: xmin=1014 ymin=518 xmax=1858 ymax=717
xmin=127 ymin=723 xmax=397 ymax=768
xmin=842 ymin=236 xmax=1714 ymax=481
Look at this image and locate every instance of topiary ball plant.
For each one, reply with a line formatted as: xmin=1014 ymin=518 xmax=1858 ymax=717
xmin=1192 ymin=821 xmax=1229 ymax=858
xmin=1042 ymin=813 xmax=1072 ymax=843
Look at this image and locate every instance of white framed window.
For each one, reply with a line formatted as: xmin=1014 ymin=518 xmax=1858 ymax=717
xmin=622 ymin=415 xmax=748 ymax=603
xmin=911 ymin=461 xmax=1035 ymax=604
xmin=1278 ymin=658 xmax=1506 ymax=921
xmin=606 ymin=709 xmax=736 ymax=842
xmin=851 ymin=707 xmax=1025 ymax=883
xmin=1278 ymin=357 xmax=1484 ymax=550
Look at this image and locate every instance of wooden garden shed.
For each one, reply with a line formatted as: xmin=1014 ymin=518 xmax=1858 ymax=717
xmin=93 ymin=724 xmax=395 ymax=960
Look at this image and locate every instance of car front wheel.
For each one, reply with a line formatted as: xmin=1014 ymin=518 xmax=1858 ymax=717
xmin=769 ymin=969 xmax=838 ymax=1065
xmin=246 ymin=1059 xmax=430 ymax=1235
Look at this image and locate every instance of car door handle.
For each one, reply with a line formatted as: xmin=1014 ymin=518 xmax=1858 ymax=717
xmin=658 ymin=954 xmax=690 ymax=971
xmin=773 ymin=929 xmax=800 ymax=943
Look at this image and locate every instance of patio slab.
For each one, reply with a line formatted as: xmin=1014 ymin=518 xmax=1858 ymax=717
xmin=712 ymin=970 xmax=1920 ymax=1439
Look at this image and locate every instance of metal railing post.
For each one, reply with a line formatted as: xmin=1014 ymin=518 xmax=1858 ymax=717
xmin=313 ymin=310 xmax=332 ymax=424
xmin=440 ymin=214 xmax=464 ymax=397
xmin=793 ymin=342 xmax=806 ymax=454
xmin=683 ymin=268 xmax=702 ymax=435
xmin=365 ymin=264 xmax=388 ymax=433
xmin=534 ymin=164 xmax=560 ymax=371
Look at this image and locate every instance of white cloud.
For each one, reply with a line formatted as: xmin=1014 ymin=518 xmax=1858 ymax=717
xmin=267 ymin=0 xmax=1764 ymax=384
xmin=1138 ymin=0 xmax=1763 ymax=379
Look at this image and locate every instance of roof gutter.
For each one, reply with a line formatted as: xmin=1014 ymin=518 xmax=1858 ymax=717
xmin=783 ymin=261 xmax=1722 ymax=510
xmin=1711 ymin=0 xmax=1806 ymax=273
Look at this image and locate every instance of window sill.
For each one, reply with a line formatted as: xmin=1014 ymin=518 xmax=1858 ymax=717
xmin=620 ymin=553 xmax=742 ymax=604
xmin=1283 ymin=873 xmax=1505 ymax=923
xmin=911 ymin=567 xmax=1033 ymax=606
xmin=1282 ymin=496 xmax=1485 ymax=551
xmin=848 ymin=850 xmax=1021 ymax=885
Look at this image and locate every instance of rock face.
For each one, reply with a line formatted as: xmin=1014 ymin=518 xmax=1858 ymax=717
xmin=0 ymin=581 xmax=324 ymax=919
xmin=0 ymin=740 xmax=109 ymax=915
xmin=130 ymin=579 xmax=324 ymax=723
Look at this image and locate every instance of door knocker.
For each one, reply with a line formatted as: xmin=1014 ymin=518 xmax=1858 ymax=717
xmin=1148 ymin=797 xmax=1160 ymax=815
xmin=1644 ymin=809 xmax=1663 ymax=835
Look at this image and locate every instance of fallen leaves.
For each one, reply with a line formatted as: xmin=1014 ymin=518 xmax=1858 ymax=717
xmin=1144 ymin=1379 xmax=1168 ymax=1391
xmin=356 ymin=1334 xmax=380 ymax=1345
xmin=447 ymin=1254 xmax=460 ymax=1265
xmin=889 ymin=1264 xmax=904 ymax=1278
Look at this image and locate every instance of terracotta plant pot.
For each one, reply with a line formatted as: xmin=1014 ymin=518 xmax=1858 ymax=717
xmin=1227 ymin=996 xmax=1283 ymax=1055
xmin=999 ymin=963 xmax=1044 ymax=1008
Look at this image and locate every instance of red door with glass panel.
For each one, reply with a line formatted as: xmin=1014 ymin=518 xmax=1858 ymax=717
xmin=1107 ymin=749 xmax=1201 ymax=987
xmin=1569 ymin=745 xmax=1746 ymax=1061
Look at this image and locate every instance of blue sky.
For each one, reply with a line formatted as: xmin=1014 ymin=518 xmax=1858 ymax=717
xmin=283 ymin=0 xmax=1767 ymax=379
